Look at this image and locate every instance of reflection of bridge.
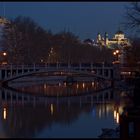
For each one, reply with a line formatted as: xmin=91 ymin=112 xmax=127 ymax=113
xmin=0 ymin=87 xmax=115 ymax=106
xmin=0 ymin=88 xmax=119 ymax=138
xmin=0 ymin=63 xmax=119 ymax=85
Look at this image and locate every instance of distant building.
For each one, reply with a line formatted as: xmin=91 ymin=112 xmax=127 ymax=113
xmin=96 ymin=30 xmax=131 ymax=49
xmin=0 ymin=16 xmax=9 ymax=26
xmin=83 ymin=38 xmax=93 ymax=45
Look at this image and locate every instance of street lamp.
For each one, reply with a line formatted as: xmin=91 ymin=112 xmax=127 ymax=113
xmin=3 ymin=52 xmax=7 ymax=56
xmin=116 ymin=50 xmax=119 ymax=54
xmin=113 ymin=52 xmax=117 ymax=56
xmin=113 ymin=49 xmax=120 ymax=63
xmin=1 ymin=51 xmax=7 ymax=65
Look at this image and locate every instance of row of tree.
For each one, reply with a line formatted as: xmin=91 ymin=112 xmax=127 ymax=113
xmin=0 ymin=16 xmax=114 ymax=64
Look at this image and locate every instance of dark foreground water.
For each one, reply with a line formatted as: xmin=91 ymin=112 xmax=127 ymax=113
xmin=0 ymin=76 xmax=131 ymax=138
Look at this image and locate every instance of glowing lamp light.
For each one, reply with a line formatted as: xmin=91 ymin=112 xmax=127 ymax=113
xmin=116 ymin=50 xmax=119 ymax=53
xmin=114 ymin=110 xmax=117 ymax=119
xmin=113 ymin=52 xmax=116 ymax=55
xmin=64 ymin=82 xmax=66 ymax=86
xmin=44 ymin=84 xmax=47 ymax=89
xmin=51 ymin=104 xmax=54 ymax=115
xmin=76 ymin=83 xmax=79 ymax=89
xmin=116 ymin=112 xmax=119 ymax=124
xmin=82 ymin=83 xmax=85 ymax=88
xmin=3 ymin=108 xmax=7 ymax=120
xmin=59 ymin=83 xmax=61 ymax=86
xmin=92 ymin=82 xmax=94 ymax=87
xmin=3 ymin=52 xmax=7 ymax=56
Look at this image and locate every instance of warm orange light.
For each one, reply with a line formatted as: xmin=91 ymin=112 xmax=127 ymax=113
xmin=116 ymin=112 xmax=119 ymax=124
xmin=64 ymin=82 xmax=66 ymax=86
xmin=116 ymin=50 xmax=119 ymax=53
xmin=99 ymin=108 xmax=101 ymax=118
xmin=114 ymin=110 xmax=117 ymax=119
xmin=92 ymin=82 xmax=94 ymax=87
xmin=82 ymin=83 xmax=85 ymax=88
xmin=3 ymin=108 xmax=7 ymax=120
xmin=44 ymin=84 xmax=47 ymax=89
xmin=51 ymin=104 xmax=54 ymax=115
xmin=76 ymin=83 xmax=79 ymax=89
xmin=113 ymin=52 xmax=116 ymax=55
xmin=3 ymin=52 xmax=7 ymax=56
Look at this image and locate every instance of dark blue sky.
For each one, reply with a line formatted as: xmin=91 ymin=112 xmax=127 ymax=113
xmin=0 ymin=2 xmax=132 ymax=40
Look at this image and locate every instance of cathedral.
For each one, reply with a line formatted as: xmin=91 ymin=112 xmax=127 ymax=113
xmin=0 ymin=16 xmax=10 ymax=26
xmin=96 ymin=30 xmax=131 ymax=49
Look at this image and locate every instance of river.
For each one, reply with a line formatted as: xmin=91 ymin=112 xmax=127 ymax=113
xmin=0 ymin=75 xmax=131 ymax=138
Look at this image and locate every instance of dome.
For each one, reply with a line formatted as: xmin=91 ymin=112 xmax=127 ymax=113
xmin=115 ymin=30 xmax=124 ymax=34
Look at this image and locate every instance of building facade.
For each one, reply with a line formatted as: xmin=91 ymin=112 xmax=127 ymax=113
xmin=96 ymin=30 xmax=131 ymax=49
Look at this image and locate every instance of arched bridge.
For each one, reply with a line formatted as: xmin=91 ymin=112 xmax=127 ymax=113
xmin=0 ymin=63 xmax=119 ymax=85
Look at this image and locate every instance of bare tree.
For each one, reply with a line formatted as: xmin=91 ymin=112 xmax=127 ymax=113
xmin=124 ymin=2 xmax=140 ymax=30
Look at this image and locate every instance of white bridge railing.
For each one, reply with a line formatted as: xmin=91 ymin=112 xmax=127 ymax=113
xmin=0 ymin=63 xmax=115 ymax=82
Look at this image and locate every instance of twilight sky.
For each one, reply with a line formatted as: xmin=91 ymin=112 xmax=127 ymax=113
xmin=0 ymin=2 xmax=132 ymax=40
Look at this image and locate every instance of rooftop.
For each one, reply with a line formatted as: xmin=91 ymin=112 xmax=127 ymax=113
xmin=115 ymin=30 xmax=124 ymax=34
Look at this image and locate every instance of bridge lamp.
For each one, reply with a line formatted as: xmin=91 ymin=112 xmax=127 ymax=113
xmin=3 ymin=52 xmax=7 ymax=56
xmin=116 ymin=50 xmax=119 ymax=54
xmin=113 ymin=52 xmax=116 ymax=56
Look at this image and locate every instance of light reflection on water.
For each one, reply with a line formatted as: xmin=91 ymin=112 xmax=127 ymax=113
xmin=10 ymin=81 xmax=110 ymax=97
xmin=0 ymin=80 xmax=131 ymax=138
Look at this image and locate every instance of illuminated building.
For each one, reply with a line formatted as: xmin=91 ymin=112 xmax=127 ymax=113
xmin=96 ymin=30 xmax=131 ymax=49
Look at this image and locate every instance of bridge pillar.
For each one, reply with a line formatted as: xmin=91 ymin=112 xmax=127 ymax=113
xmin=16 ymin=67 xmax=18 ymax=76
xmin=103 ymin=69 xmax=106 ymax=78
xmin=4 ymin=70 xmax=7 ymax=79
xmin=107 ymin=69 xmax=110 ymax=79
xmin=22 ymin=65 xmax=24 ymax=74
xmin=96 ymin=69 xmax=99 ymax=76
xmin=28 ymin=67 xmax=30 ymax=72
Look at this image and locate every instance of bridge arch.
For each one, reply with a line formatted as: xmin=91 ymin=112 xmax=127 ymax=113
xmin=0 ymin=63 xmax=117 ymax=87
xmin=2 ymin=68 xmax=108 ymax=85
